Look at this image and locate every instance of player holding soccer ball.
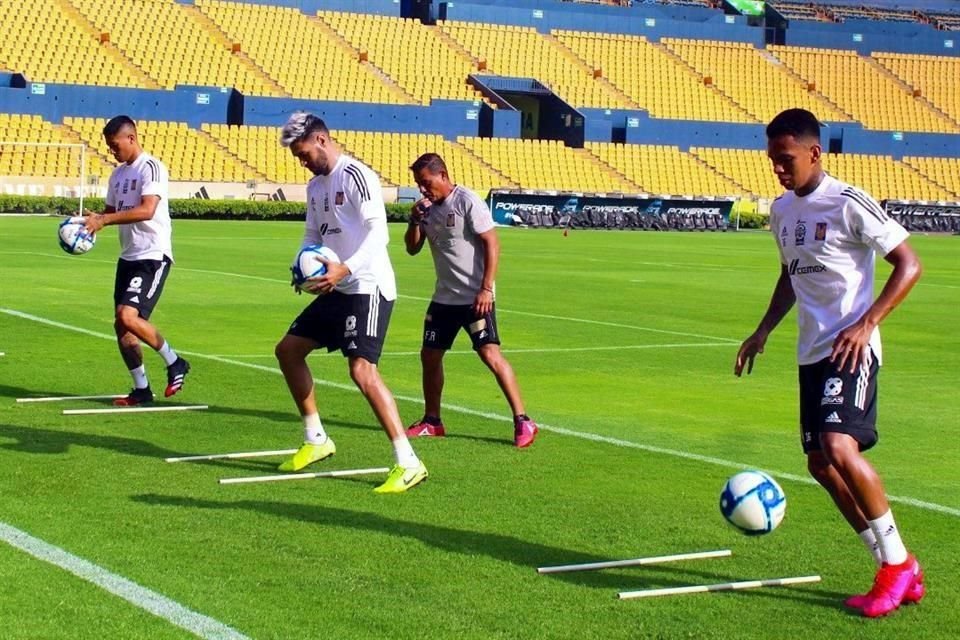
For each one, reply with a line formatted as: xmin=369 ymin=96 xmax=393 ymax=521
xmin=82 ymin=115 xmax=190 ymax=406
xmin=404 ymin=153 xmax=538 ymax=447
xmin=276 ymin=112 xmax=427 ymax=494
xmin=735 ymin=109 xmax=924 ymax=617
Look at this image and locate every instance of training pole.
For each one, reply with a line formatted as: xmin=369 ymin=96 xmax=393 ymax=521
xmin=537 ymin=549 xmax=731 ymax=575
xmin=219 ymin=467 xmax=390 ymax=485
xmin=63 ymin=405 xmax=209 ymax=415
xmin=165 ymin=449 xmax=298 ymax=463
xmin=17 ymin=394 xmax=125 ymax=403
xmin=617 ymin=575 xmax=822 ymax=600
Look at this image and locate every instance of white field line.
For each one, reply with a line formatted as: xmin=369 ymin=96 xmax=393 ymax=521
xmin=0 ymin=522 xmax=250 ymax=640
xmin=3 ymin=306 xmax=958 ymax=518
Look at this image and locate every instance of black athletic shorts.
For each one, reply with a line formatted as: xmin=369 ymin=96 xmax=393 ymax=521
xmin=798 ymin=349 xmax=879 ymax=454
xmin=113 ymin=256 xmax=172 ymax=320
xmin=422 ymin=301 xmax=501 ymax=351
xmin=287 ymin=290 xmax=393 ymax=364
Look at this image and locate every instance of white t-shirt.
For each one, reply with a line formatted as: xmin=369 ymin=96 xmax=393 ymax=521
xmin=770 ymin=173 xmax=909 ymax=366
xmin=105 ymin=152 xmax=172 ymax=262
xmin=302 ymin=154 xmax=396 ymax=301
xmin=419 ymin=185 xmax=496 ymax=305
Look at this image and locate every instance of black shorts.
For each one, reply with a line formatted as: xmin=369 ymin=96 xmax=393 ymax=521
xmin=798 ymin=349 xmax=879 ymax=454
xmin=422 ymin=301 xmax=501 ymax=351
xmin=113 ymin=257 xmax=172 ymax=320
xmin=287 ymin=291 xmax=393 ymax=364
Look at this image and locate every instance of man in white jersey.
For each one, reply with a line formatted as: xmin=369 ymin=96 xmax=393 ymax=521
xmin=735 ymin=109 xmax=924 ymax=617
xmin=276 ymin=112 xmax=427 ymax=493
xmin=403 ymin=153 xmax=538 ymax=447
xmin=82 ymin=115 xmax=190 ymax=406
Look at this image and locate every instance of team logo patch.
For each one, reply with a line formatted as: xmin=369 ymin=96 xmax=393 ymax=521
xmin=335 ymin=191 xmax=344 ymax=205
xmin=447 ymin=213 xmax=456 ymax=228
xmin=131 ymin=179 xmax=137 ymax=190
xmin=122 ymin=179 xmax=129 ymax=194
xmin=823 ymin=377 xmax=843 ymax=397
xmin=815 ymin=222 xmax=827 ymax=241
xmin=794 ymin=221 xmax=806 ymax=246
xmin=345 ymin=315 xmax=357 ymax=332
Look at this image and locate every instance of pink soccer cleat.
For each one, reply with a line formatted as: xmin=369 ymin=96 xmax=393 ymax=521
xmin=857 ymin=555 xmax=925 ymax=618
xmin=513 ymin=418 xmax=539 ymax=448
xmin=405 ymin=418 xmax=446 ymax=438
xmin=845 ymin=566 xmax=925 ymax=609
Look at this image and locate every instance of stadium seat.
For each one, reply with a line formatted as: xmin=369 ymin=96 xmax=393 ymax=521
xmin=588 ymin=142 xmax=744 ymax=196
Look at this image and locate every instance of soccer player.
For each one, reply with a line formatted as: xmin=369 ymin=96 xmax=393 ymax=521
xmin=83 ymin=115 xmax=190 ymax=406
xmin=403 ymin=153 xmax=538 ymax=448
xmin=735 ymin=108 xmax=924 ymax=617
xmin=276 ymin=112 xmax=427 ymax=494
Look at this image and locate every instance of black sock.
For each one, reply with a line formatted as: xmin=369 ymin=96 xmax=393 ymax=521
xmin=514 ymin=414 xmax=529 ymax=424
xmin=423 ymin=415 xmax=442 ymax=426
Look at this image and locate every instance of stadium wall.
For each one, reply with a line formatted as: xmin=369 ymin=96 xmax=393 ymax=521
xmin=175 ymin=0 xmax=401 ymax=15
xmin=785 ymin=24 xmax=959 ymax=56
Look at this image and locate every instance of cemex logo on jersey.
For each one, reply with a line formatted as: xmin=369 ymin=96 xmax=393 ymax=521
xmin=319 ymin=223 xmax=341 ymax=236
xmin=788 ymin=259 xmax=826 ymax=276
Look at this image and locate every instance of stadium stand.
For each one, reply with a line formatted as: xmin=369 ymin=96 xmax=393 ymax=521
xmin=901 ymin=156 xmax=960 ymax=200
xmin=202 ymin=123 xmax=308 ymax=185
xmin=768 ymin=45 xmax=960 ymax=134
xmin=821 ymin=152 xmax=957 ymax=201
xmin=586 ymin=142 xmax=743 ymax=196
xmin=872 ymin=53 xmax=960 ymax=126
xmin=691 ymin=147 xmax=781 ymax=199
xmin=196 ymin=0 xmax=404 ymax=103
xmin=0 ymin=113 xmax=111 ymax=180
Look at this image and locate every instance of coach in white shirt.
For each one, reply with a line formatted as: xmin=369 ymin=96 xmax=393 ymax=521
xmin=735 ymin=108 xmax=923 ymax=618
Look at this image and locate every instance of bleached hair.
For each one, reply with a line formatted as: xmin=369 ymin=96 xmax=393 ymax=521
xmin=279 ymin=111 xmax=329 ymax=147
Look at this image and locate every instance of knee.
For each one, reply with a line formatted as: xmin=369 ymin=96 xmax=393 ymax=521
xmin=806 ymin=455 xmax=835 ymax=487
xmin=420 ymin=348 xmax=443 ymax=369
xmin=114 ymin=307 xmax=138 ymax=333
xmin=274 ymin=338 xmax=302 ymax=367
xmin=349 ymin=358 xmax=375 ymax=390
xmin=819 ymin=433 xmax=859 ymax=470
xmin=477 ymin=345 xmax=504 ymax=370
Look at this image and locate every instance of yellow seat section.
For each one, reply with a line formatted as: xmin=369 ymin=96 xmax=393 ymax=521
xmin=873 ymin=53 xmax=960 ymax=126
xmin=69 ymin=0 xmax=280 ymax=96
xmin=768 ymin=45 xmax=959 ymax=133
xmin=203 ymin=123 xmax=312 ymax=185
xmin=333 ymin=130 xmax=513 ymax=194
xmin=587 ymin=142 xmax=743 ymax=197
xmin=458 ymin=137 xmax=634 ymax=192
xmin=822 ymin=152 xmax=956 ymax=202
xmin=662 ymin=38 xmax=851 ymax=125
xmin=0 ymin=113 xmax=110 ymax=179
xmin=440 ymin=21 xmax=628 ymax=109
xmin=902 ymin=156 xmax=960 ymax=200
xmin=691 ymin=147 xmax=780 ymax=199
xmin=67 ymin=117 xmax=252 ymax=182
xmin=196 ymin=1 xmax=400 ymax=103
xmin=555 ymin=30 xmax=751 ymax=122
xmin=0 ymin=0 xmax=144 ymax=88
xmin=319 ymin=12 xmax=484 ymax=105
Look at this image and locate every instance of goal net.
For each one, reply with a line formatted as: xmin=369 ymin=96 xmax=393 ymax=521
xmin=0 ymin=142 xmax=91 ymax=213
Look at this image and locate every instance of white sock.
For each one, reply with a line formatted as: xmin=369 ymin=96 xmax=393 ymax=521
xmin=303 ymin=413 xmax=327 ymax=444
xmin=129 ymin=365 xmax=149 ymax=390
xmin=857 ymin=528 xmax=883 ymax=567
xmin=157 ymin=341 xmax=178 ymax=366
xmin=391 ymin=436 xmax=420 ymax=469
xmin=868 ymin=510 xmax=909 ymax=565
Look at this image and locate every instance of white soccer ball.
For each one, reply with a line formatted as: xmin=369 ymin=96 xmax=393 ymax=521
xmin=58 ymin=217 xmax=96 ymax=255
xmin=719 ymin=470 xmax=786 ymax=535
xmin=291 ymin=244 xmax=340 ymax=293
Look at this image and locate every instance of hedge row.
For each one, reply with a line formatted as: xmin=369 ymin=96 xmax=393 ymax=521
xmin=0 ymin=195 xmax=412 ymax=222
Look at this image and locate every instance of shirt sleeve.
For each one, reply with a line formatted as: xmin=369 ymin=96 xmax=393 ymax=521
xmin=768 ymin=206 xmax=787 ymax=265
xmin=105 ymin=171 xmax=117 ymax=209
xmin=464 ymin=191 xmax=495 ymax=236
xmin=842 ymin=189 xmax=909 ymax=256
xmin=138 ymin=157 xmax=168 ymax=200
xmin=302 ymin=186 xmax=323 ymax=247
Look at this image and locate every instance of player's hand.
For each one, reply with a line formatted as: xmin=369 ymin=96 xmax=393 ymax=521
xmin=830 ymin=320 xmax=873 ymax=374
xmin=305 ymin=260 xmax=350 ymax=295
xmin=82 ymin=211 xmax=105 ymax=234
xmin=734 ymin=331 xmax=767 ymax=377
xmin=473 ymin=288 xmax=494 ymax=318
xmin=410 ymin=199 xmax=431 ymax=224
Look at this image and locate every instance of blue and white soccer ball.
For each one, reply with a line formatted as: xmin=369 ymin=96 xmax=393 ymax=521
xmin=58 ymin=217 xmax=96 ymax=255
xmin=291 ymin=244 xmax=340 ymax=293
xmin=719 ymin=470 xmax=786 ymax=535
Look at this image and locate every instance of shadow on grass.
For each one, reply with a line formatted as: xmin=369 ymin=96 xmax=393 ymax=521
xmin=131 ymin=492 xmax=849 ymax=611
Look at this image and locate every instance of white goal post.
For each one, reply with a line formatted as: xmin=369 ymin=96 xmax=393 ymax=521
xmin=0 ymin=142 xmax=89 ymax=213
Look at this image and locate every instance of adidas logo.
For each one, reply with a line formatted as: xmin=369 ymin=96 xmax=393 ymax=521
xmin=130 ymin=296 xmax=140 ymax=303
xmin=347 ymin=341 xmax=357 ymax=350
xmin=825 ymin=412 xmax=842 ymax=424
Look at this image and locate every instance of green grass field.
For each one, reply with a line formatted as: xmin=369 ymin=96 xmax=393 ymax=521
xmin=1 ymin=217 xmax=958 ymax=639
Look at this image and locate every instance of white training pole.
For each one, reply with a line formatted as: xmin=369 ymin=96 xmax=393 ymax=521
xmin=165 ymin=449 xmax=298 ymax=463
xmin=17 ymin=394 xmax=125 ymax=403
xmin=617 ymin=575 xmax=822 ymax=600
xmin=63 ymin=405 xmax=209 ymax=415
xmin=219 ymin=467 xmax=390 ymax=485
xmin=538 ymin=549 xmax=731 ymax=575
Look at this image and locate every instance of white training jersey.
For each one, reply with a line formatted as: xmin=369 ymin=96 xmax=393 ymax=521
xmin=420 ymin=185 xmax=496 ymax=305
xmin=105 ymin=151 xmax=172 ymax=262
xmin=302 ymin=154 xmax=396 ymax=300
xmin=770 ymin=173 xmax=909 ymax=366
